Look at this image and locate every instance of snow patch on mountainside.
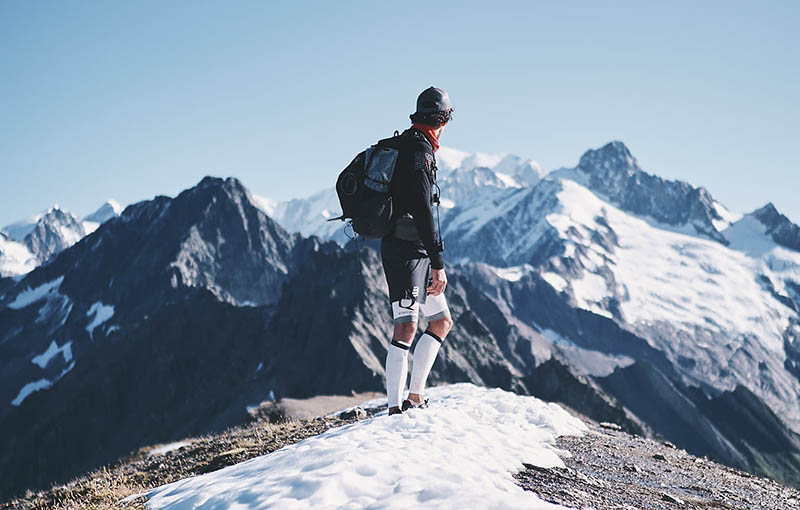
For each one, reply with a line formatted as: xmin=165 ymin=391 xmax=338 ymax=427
xmin=8 ymin=277 xmax=65 ymax=309
xmin=86 ymin=302 xmax=114 ymax=339
xmin=712 ymin=201 xmax=742 ymax=232
xmin=541 ymin=272 xmax=568 ymax=292
xmin=11 ymin=379 xmax=52 ymax=407
xmin=10 ymin=360 xmax=75 ymax=407
xmin=82 ymin=221 xmax=101 ymax=235
xmin=148 ymin=442 xmax=191 ymax=457
xmin=145 ymin=383 xmax=585 ymax=510
xmin=490 ymin=264 xmax=534 ymax=282
xmin=31 ymin=340 xmax=73 ymax=369
xmin=250 ymin=194 xmax=279 ymax=217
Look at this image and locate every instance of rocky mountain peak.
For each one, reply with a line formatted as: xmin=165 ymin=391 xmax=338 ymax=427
xmin=182 ymin=177 xmax=257 ymax=216
xmin=573 ymin=141 xmax=727 ymax=243
xmin=751 ymin=203 xmax=800 ymax=252
xmin=101 ymin=176 xmax=297 ymax=308
xmin=753 ymin=202 xmax=782 ymax=226
xmin=578 ymin=141 xmax=640 ymax=178
xmin=24 ymin=208 xmax=86 ymax=264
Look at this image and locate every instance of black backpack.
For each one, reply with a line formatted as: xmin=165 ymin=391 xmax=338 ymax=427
xmin=329 ymin=132 xmax=404 ymax=239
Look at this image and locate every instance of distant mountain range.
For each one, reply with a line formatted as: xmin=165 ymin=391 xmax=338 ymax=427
xmin=0 ymin=200 xmax=123 ymax=277
xmin=1 ymin=141 xmax=800 ymax=500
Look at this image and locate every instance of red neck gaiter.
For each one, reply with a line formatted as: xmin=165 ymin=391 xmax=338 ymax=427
xmin=411 ymin=123 xmax=440 ymax=152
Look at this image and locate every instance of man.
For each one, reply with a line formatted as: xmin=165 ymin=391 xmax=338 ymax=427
xmin=383 ymin=86 xmax=454 ymax=416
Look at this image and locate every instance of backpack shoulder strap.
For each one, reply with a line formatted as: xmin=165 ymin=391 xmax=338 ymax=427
xmin=377 ymin=129 xmax=417 ymax=148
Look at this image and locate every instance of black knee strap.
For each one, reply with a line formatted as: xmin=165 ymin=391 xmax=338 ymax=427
xmin=423 ymin=330 xmax=443 ymax=343
xmin=391 ymin=339 xmax=411 ymax=350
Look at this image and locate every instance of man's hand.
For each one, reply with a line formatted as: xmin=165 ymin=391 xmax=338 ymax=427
xmin=427 ymin=268 xmax=447 ymax=296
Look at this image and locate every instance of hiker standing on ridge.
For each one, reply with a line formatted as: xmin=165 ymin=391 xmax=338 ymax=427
xmin=383 ymin=87 xmax=454 ymax=416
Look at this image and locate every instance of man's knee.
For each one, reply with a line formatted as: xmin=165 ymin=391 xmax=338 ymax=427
xmin=427 ymin=315 xmax=453 ymax=339
xmin=393 ymin=322 xmax=417 ymax=344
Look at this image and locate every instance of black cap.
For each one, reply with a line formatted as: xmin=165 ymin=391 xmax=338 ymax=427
xmin=415 ymin=86 xmax=452 ymax=114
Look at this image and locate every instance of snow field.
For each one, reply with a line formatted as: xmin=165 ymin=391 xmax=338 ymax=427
xmin=145 ymin=383 xmax=585 ymax=510
xmin=0 ymin=233 xmax=37 ymax=277
xmin=547 ymin=179 xmax=796 ymax=353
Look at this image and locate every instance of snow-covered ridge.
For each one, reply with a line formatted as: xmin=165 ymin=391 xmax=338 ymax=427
xmin=145 ymin=383 xmax=585 ymax=510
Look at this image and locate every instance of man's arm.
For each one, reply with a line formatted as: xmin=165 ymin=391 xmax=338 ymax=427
xmin=408 ymin=151 xmax=444 ymax=270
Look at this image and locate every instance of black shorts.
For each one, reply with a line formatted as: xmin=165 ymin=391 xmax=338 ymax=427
xmin=381 ymin=236 xmax=431 ymax=305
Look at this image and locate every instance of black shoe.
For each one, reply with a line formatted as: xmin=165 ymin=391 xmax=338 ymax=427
xmin=401 ymin=398 xmax=429 ymax=411
xmin=388 ymin=406 xmax=403 ymax=416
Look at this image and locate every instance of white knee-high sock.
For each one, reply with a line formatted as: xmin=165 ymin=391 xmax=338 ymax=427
xmin=385 ymin=340 xmax=410 ymax=408
xmin=409 ymin=332 xmax=442 ymax=395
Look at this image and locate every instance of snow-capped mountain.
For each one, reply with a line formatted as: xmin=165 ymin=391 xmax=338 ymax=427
xmin=568 ymin=141 xmax=737 ymax=243
xmin=436 ymin=146 xmax=544 ymax=185
xmin=21 ymin=207 xmax=88 ymax=264
xmin=253 ymin=188 xmax=351 ymax=244
xmin=0 ymin=178 xmax=341 ymax=499
xmin=4 ymin=205 xmax=83 ymax=244
xmin=257 ymin=146 xmax=545 ymax=240
xmin=444 ymin=169 xmax=800 ymax=417
xmin=2 ymin=142 xmax=800 ymax=500
xmin=83 ymin=199 xmax=124 ymax=226
xmin=251 ymin=140 xmax=800 ymax=480
xmin=0 ymin=200 xmax=124 ymax=276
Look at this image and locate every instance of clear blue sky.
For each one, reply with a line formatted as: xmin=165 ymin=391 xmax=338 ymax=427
xmin=1 ymin=1 xmax=798 ymax=227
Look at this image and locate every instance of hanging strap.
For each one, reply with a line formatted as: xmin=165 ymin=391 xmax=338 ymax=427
xmin=431 ymin=162 xmax=444 ymax=251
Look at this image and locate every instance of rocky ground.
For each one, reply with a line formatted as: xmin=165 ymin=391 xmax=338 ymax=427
xmin=515 ymin=421 xmax=800 ymax=509
xmin=5 ymin=398 xmax=800 ymax=510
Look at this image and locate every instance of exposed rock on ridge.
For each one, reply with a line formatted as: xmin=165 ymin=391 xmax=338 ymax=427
xmin=752 ymin=202 xmax=800 ymax=252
